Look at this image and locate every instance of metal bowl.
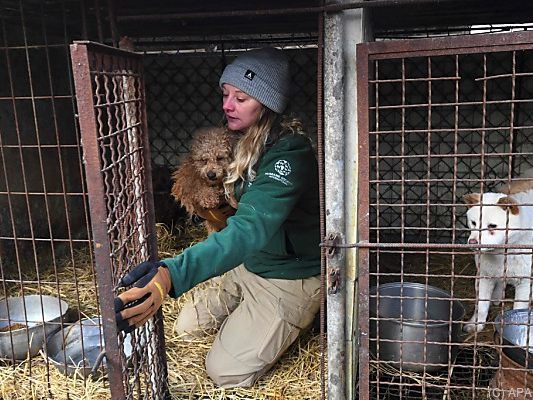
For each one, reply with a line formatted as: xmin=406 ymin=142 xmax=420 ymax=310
xmin=0 ymin=295 xmax=69 ymax=360
xmin=369 ymin=282 xmax=465 ymax=372
xmin=494 ymin=309 xmax=533 ymax=368
xmin=45 ymin=316 xmax=132 ymax=378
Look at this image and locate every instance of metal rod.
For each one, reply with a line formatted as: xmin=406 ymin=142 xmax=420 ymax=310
xmin=106 ymin=0 xmax=119 ymax=47
xmin=343 ymin=5 xmax=372 ymax=399
xmin=94 ymin=0 xmax=104 ymax=43
xmin=370 ymin=125 xmax=533 ymax=134
xmin=0 ymin=95 xmax=77 ymax=100
xmin=366 ymin=30 xmax=533 ymax=59
xmin=324 ymin=2 xmax=346 ymax=398
xmin=321 ymin=241 xmax=533 ymax=250
xmin=138 ymin=53 xmax=171 ymax=400
xmin=0 ymin=43 xmax=67 ymax=50
xmin=80 ymin=0 xmax=89 ymax=40
xmin=61 ymin=0 xmax=97 ymax=314
xmin=355 ymin=41 xmax=371 ymax=400
xmin=316 ymin=6 xmax=326 ymax=400
xmin=116 ymin=0 xmax=470 ymax=22
xmin=369 ymin=97 xmax=533 ymax=110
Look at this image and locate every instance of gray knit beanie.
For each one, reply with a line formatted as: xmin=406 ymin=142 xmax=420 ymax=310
xmin=219 ymin=47 xmax=291 ymax=114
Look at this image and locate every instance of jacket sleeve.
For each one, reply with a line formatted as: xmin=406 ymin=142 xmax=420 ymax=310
xmin=162 ymin=135 xmax=314 ymax=298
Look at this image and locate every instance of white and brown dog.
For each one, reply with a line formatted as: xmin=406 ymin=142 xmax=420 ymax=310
xmin=463 ymin=172 xmax=533 ymax=333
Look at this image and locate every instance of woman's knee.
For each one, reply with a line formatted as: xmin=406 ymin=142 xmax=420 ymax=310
xmin=173 ymin=300 xmax=215 ymax=338
xmin=205 ymin=344 xmax=259 ymax=388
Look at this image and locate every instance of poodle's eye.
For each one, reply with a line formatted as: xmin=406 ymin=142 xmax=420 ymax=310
xmin=470 ymin=220 xmax=476 ymax=227
xmin=488 ymin=223 xmax=497 ymax=230
xmin=217 ymin=156 xmax=224 ymax=161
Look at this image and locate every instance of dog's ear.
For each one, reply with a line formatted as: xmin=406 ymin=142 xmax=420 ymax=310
xmin=226 ymin=131 xmax=240 ymax=148
xmin=170 ymin=169 xmax=184 ymax=200
xmin=463 ymin=193 xmax=481 ymax=207
xmin=497 ymin=196 xmax=520 ymax=215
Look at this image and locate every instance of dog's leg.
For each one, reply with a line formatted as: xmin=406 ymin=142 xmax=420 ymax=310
xmin=513 ymin=280 xmax=532 ymax=310
xmin=197 ymin=187 xmax=222 ymax=209
xmin=464 ymin=277 xmax=496 ymax=333
xmin=491 ymin=279 xmax=505 ymax=306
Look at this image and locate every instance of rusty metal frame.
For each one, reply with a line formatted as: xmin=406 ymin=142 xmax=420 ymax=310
xmin=356 ymin=40 xmax=371 ymax=400
xmin=70 ymin=41 xmax=167 ymax=399
xmin=356 ymin=30 xmax=533 ymax=399
xmin=70 ymin=40 xmax=125 ymax=398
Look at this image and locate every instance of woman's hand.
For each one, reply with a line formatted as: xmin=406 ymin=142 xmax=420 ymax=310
xmin=114 ymin=260 xmax=172 ymax=333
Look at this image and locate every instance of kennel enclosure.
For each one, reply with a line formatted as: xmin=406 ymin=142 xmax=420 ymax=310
xmin=0 ymin=1 xmax=324 ymax=399
xmin=357 ymin=31 xmax=533 ymax=399
xmin=2 ymin=0 xmax=533 ymax=399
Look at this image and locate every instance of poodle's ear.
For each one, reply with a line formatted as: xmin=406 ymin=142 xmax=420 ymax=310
xmin=169 ymin=162 xmax=199 ymax=215
xmin=226 ymin=131 xmax=240 ymax=148
xmin=463 ymin=193 xmax=481 ymax=207
xmin=170 ymin=168 xmax=186 ymax=200
xmin=497 ymin=196 xmax=520 ymax=215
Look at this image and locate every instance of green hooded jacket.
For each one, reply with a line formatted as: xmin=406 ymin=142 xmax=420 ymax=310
xmin=163 ymin=132 xmax=321 ymax=299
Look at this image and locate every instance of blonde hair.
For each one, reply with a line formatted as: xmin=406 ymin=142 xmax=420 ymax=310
xmin=223 ymin=108 xmax=305 ymax=205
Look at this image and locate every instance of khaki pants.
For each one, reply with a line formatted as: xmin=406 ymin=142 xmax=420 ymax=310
xmin=174 ymin=265 xmax=321 ymax=388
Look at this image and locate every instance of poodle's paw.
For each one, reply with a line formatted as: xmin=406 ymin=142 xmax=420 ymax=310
xmin=198 ymin=196 xmax=220 ymax=209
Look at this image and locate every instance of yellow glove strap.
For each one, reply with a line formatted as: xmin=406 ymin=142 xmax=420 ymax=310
xmin=206 ymin=209 xmax=224 ymax=222
xmin=154 ymin=281 xmax=165 ymax=300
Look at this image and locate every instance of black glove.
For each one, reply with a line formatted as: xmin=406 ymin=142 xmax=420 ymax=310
xmin=114 ymin=260 xmax=172 ymax=333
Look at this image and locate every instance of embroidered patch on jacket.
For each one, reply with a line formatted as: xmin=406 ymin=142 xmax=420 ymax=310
xmin=265 ymin=159 xmax=293 ymax=186
xmin=244 ymin=70 xmax=255 ymax=81
xmin=274 ymin=160 xmax=291 ymax=176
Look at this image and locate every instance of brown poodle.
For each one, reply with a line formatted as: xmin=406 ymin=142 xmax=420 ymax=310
xmin=171 ymin=127 xmax=238 ymax=233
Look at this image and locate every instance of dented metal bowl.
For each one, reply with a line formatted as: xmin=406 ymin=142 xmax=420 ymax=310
xmin=45 ymin=316 xmax=132 ymax=378
xmin=495 ymin=309 xmax=533 ymax=368
xmin=0 ymin=295 xmax=69 ymax=360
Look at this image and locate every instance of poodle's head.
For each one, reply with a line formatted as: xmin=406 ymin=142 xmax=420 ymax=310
xmin=188 ymin=127 xmax=235 ymax=186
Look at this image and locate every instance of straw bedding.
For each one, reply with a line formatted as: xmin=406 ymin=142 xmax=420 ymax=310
xmin=0 ymin=223 xmax=325 ymax=399
xmin=2 ymin=223 xmax=504 ymax=399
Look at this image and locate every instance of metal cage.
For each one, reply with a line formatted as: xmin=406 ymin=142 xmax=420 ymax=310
xmin=357 ymin=31 xmax=533 ymax=399
xmin=0 ymin=1 xmax=322 ymax=399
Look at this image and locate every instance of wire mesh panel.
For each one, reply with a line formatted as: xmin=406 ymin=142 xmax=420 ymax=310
xmin=0 ymin=1 xmax=117 ymax=398
xmin=357 ymin=31 xmax=533 ymax=399
xmin=70 ymin=41 xmax=168 ymax=400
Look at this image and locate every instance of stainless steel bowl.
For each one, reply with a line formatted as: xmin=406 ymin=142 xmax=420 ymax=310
xmin=0 ymin=295 xmax=69 ymax=360
xmin=45 ymin=316 xmax=132 ymax=378
xmin=369 ymin=282 xmax=465 ymax=372
xmin=494 ymin=309 xmax=533 ymax=368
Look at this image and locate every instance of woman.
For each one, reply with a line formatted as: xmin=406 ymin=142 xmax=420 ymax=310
xmin=115 ymin=47 xmax=321 ymax=388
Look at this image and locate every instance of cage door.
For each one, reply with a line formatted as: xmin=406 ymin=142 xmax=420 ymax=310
xmin=70 ymin=41 xmax=168 ymax=400
xmin=357 ymin=31 xmax=533 ymax=399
